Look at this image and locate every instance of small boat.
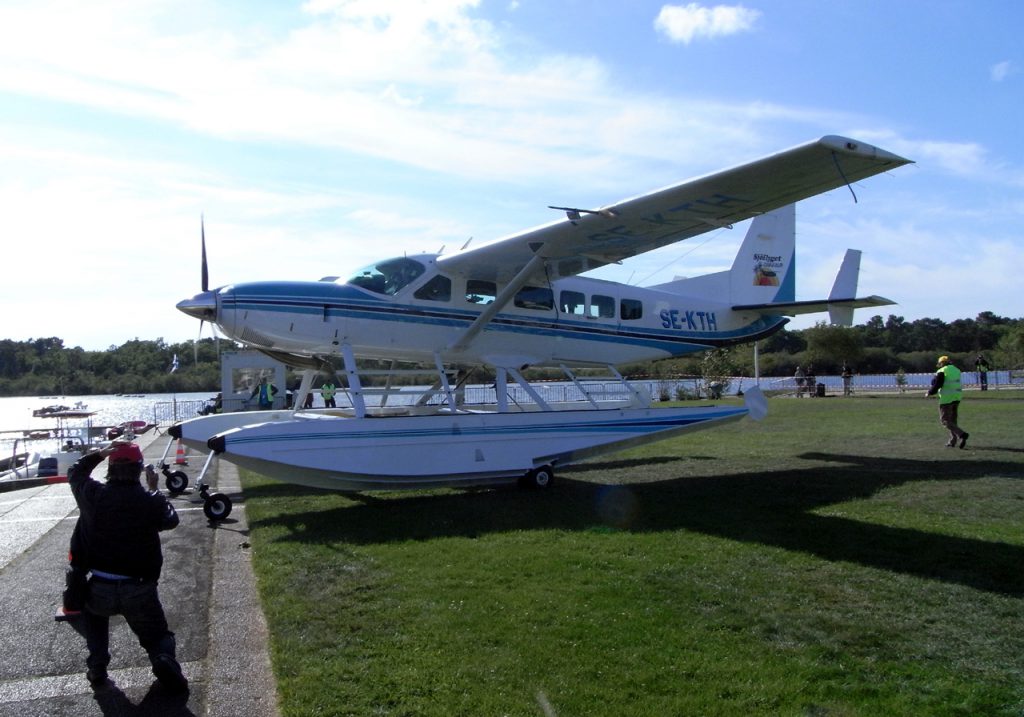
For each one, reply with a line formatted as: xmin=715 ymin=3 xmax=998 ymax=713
xmin=2 ymin=410 xmax=107 ymax=485
xmin=106 ymin=420 xmax=155 ymax=439
xmin=0 ymin=450 xmax=41 ymax=480
xmin=32 ymin=404 xmax=70 ymax=417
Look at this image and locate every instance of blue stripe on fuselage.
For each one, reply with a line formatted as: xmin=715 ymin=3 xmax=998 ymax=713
xmin=223 ymin=282 xmax=787 ymax=353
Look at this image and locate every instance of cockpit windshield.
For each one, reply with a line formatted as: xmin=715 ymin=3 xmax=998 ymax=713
xmin=345 ymin=257 xmax=426 ymax=296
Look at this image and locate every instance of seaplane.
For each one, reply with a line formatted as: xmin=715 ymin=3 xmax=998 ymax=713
xmin=171 ymin=135 xmax=911 ymax=515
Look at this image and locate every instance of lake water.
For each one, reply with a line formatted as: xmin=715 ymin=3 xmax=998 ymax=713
xmin=0 ymin=392 xmax=213 ymax=438
xmin=2 ymin=370 xmax=1014 ymax=440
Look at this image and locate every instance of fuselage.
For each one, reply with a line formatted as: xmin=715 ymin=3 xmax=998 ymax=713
xmin=179 ymin=253 xmax=785 ymax=368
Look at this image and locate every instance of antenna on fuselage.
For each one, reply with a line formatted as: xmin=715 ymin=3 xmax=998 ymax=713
xmin=461 ymin=237 xmax=473 ymax=250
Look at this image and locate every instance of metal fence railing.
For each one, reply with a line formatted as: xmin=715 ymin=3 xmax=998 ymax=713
xmin=151 ymin=400 xmax=208 ymax=426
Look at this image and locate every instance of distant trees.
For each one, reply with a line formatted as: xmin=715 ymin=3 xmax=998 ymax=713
xmin=625 ymin=312 xmax=1022 ymax=380
xmin=0 ymin=312 xmax=1020 ymax=397
xmin=0 ymin=337 xmax=235 ymax=396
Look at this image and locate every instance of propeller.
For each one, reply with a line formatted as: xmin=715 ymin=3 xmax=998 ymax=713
xmin=176 ymin=214 xmax=220 ymax=362
xmin=201 ymin=215 xmax=209 ymax=292
xmin=195 ymin=215 xmax=210 ymax=365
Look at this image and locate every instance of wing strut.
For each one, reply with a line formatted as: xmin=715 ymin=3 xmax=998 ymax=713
xmin=448 ymin=252 xmax=548 ymax=354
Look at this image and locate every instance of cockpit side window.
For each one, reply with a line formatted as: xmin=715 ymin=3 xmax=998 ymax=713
xmin=346 ymin=258 xmax=426 ymax=296
xmin=414 ymin=275 xmax=451 ymax=302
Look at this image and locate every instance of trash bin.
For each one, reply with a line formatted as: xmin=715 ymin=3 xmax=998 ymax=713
xmin=815 ymin=382 xmax=826 ymax=398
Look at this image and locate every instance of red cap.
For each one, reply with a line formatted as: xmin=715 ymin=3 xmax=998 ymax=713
xmin=108 ymin=443 xmax=144 ymax=464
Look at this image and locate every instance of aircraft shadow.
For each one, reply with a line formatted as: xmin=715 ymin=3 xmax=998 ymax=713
xmin=244 ymin=452 xmax=1024 ymax=596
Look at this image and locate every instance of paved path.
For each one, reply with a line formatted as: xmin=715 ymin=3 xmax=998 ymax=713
xmin=0 ymin=432 xmax=279 ymax=716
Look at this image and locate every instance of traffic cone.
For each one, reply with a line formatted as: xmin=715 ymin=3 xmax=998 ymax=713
xmin=174 ymin=439 xmax=188 ymax=466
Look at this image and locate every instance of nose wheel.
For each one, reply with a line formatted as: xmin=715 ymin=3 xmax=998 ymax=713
xmin=199 ymin=486 xmax=233 ymax=521
xmin=161 ymin=464 xmax=190 ymax=495
xmin=194 ymin=452 xmax=233 ymax=521
xmin=159 ymin=440 xmax=233 ymax=522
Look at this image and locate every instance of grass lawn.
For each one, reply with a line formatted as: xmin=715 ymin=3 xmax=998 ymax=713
xmin=241 ymin=391 xmax=1024 ymax=716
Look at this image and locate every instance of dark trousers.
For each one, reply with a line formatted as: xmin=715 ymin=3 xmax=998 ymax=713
xmin=84 ymin=578 xmax=176 ymax=671
xmin=938 ymin=401 xmax=966 ymax=443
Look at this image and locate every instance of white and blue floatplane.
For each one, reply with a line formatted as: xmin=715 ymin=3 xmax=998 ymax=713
xmin=170 ymin=136 xmax=911 ymax=506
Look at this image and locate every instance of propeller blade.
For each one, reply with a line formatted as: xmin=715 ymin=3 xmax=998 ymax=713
xmin=201 ymin=215 xmax=209 ymax=292
xmin=195 ymin=321 xmax=204 ymax=365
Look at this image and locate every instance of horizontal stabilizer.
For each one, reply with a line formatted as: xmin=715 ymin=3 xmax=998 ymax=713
xmin=732 ymin=246 xmax=894 ymax=326
xmin=732 ymin=295 xmax=895 ymax=325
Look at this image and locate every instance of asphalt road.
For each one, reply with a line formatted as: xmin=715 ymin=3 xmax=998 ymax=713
xmin=0 ymin=431 xmax=279 ymax=716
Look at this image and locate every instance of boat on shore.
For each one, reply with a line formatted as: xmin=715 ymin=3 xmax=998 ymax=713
xmin=0 ymin=409 xmax=108 ymax=485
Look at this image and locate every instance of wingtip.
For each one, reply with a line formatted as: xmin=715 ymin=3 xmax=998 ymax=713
xmin=818 ymin=135 xmax=913 ymax=166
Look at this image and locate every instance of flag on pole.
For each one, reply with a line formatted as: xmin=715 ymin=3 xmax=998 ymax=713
xmin=170 ymin=354 xmax=180 ymax=373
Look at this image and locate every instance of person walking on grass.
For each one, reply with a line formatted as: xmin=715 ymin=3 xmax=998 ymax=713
xmin=927 ymin=355 xmax=969 ymax=449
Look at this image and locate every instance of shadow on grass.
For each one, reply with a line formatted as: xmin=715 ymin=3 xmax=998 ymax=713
xmin=244 ymin=452 xmax=1024 ymax=596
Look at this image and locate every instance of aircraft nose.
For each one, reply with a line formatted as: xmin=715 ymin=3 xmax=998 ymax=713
xmin=176 ymin=290 xmax=217 ymax=320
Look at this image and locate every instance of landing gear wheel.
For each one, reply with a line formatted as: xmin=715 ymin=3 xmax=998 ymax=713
xmin=520 ymin=465 xmax=554 ymax=490
xmin=203 ymin=493 xmax=233 ymax=521
xmin=165 ymin=471 xmax=189 ymax=495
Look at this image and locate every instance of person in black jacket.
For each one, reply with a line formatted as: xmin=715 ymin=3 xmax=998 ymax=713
xmin=68 ymin=442 xmax=187 ymax=693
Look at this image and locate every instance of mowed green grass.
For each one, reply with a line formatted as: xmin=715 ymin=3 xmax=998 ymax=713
xmin=240 ymin=391 xmax=1024 ymax=717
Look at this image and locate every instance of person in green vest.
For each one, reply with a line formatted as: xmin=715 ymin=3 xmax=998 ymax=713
xmin=974 ymin=353 xmax=990 ymax=391
xmin=320 ymin=378 xmax=338 ymax=408
xmin=250 ymin=376 xmax=278 ymax=410
xmin=926 ymin=355 xmax=969 ymax=449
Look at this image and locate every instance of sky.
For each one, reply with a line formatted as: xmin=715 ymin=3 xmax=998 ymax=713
xmin=0 ymin=0 xmax=1021 ymax=351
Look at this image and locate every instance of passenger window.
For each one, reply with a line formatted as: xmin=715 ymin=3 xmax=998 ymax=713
xmin=620 ymin=298 xmax=643 ymax=321
xmin=514 ymin=286 xmax=554 ymax=311
xmin=466 ymin=280 xmax=497 ymax=304
xmin=590 ymin=294 xmax=615 ymax=319
xmin=414 ymin=275 xmax=451 ymax=302
xmin=559 ymin=290 xmax=586 ymax=315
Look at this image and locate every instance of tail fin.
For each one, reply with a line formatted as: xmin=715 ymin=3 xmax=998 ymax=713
xmin=728 ymin=204 xmax=796 ymax=306
xmin=649 ymin=202 xmax=894 ymax=326
xmin=647 ymin=204 xmax=796 ymax=301
xmin=827 ymin=249 xmax=862 ymax=325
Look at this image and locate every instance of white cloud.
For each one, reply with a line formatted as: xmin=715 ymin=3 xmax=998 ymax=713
xmin=0 ymin=0 xmax=788 ymax=191
xmin=654 ymin=3 xmax=760 ymax=44
xmin=990 ymin=60 xmax=1014 ymax=82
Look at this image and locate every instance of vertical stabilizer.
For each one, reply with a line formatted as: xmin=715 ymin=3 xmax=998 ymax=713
xmin=827 ymin=249 xmax=862 ymax=326
xmin=728 ymin=204 xmax=796 ymax=306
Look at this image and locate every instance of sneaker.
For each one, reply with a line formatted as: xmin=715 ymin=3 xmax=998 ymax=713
xmin=55 ymin=606 xmax=82 ymax=622
xmin=945 ymin=440 xmax=956 ymax=448
xmin=86 ymin=668 xmax=108 ymax=689
xmin=959 ymin=432 xmax=969 ymax=449
xmin=152 ymin=654 xmax=189 ymax=694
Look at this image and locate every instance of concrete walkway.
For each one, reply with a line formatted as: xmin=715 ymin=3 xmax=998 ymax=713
xmin=0 ymin=431 xmax=279 ymax=716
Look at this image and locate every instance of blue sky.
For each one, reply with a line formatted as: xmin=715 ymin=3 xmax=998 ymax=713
xmin=1 ymin=0 xmax=1020 ymax=351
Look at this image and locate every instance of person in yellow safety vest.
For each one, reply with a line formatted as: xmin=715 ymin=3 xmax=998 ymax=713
xmin=320 ymin=379 xmax=338 ymax=408
xmin=926 ymin=355 xmax=969 ymax=449
xmin=250 ymin=376 xmax=278 ymax=410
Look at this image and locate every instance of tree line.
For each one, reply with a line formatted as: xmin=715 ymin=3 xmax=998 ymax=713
xmin=1 ymin=312 xmax=1021 ymax=397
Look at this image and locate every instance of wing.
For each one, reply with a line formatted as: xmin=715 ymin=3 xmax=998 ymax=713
xmin=436 ymin=135 xmax=911 ymax=284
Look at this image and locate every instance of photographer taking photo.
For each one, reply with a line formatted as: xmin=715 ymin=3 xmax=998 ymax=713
xmin=66 ymin=441 xmax=188 ymax=693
